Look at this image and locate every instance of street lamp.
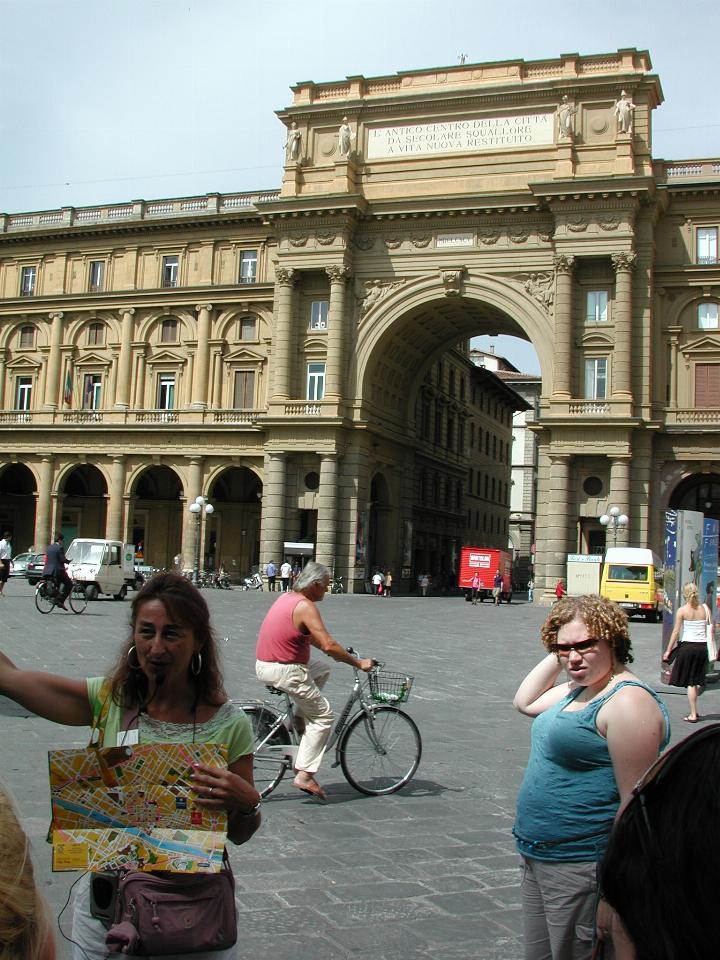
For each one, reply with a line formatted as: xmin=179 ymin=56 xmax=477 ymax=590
xmin=189 ymin=495 xmax=214 ymax=584
xmin=599 ymin=505 xmax=629 ymax=547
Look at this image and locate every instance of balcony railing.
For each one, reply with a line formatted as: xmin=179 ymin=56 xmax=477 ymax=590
xmin=0 ymin=404 xmax=341 ymax=426
xmin=665 ymin=408 xmax=720 ymax=425
xmin=0 ymin=189 xmax=282 ymax=234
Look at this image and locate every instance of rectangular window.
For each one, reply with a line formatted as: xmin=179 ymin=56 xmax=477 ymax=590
xmin=233 ymin=370 xmax=256 ymax=409
xmin=20 ymin=266 xmax=36 ymax=297
xmin=160 ymin=318 xmax=178 ymax=343
xmin=82 ymin=374 xmax=102 ymax=410
xmin=88 ymin=261 xmax=105 ymax=292
xmin=309 ymin=300 xmax=329 ymax=330
xmin=158 ymin=375 xmax=175 ymax=409
xmin=698 ymin=303 xmax=719 ymax=330
xmin=239 ymin=316 xmax=257 ymax=340
xmin=306 ymin=362 xmax=325 ymax=401
xmin=162 ymin=256 xmax=179 ymax=288
xmin=87 ymin=322 xmax=105 ymax=346
xmin=239 ymin=250 xmax=257 ymax=284
xmin=695 ymin=363 xmax=720 ymax=407
xmin=586 ymin=290 xmax=608 ymax=323
xmin=697 ymin=227 xmax=718 ymax=265
xmin=15 ymin=376 xmax=32 ymax=410
xmin=585 ymin=358 xmax=608 ymax=400
xmin=19 ymin=326 xmax=35 ymax=348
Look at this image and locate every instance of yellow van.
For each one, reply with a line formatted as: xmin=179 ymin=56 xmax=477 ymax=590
xmin=600 ymin=547 xmax=664 ymax=622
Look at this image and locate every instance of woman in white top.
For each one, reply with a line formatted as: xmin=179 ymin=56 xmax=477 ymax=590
xmin=663 ymin=581 xmax=710 ymax=722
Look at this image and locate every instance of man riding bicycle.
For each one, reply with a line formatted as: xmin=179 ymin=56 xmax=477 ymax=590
xmin=255 ymin=561 xmax=373 ymax=799
xmin=42 ymin=532 xmax=72 ymax=610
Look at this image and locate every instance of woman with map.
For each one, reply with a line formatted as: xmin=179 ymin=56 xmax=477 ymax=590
xmin=0 ymin=572 xmax=260 ymax=959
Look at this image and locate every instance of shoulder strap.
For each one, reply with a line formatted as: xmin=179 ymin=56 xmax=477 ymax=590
xmin=89 ymin=679 xmax=114 ymax=748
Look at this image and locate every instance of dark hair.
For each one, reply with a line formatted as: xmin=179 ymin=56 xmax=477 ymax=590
xmin=54 ymin=532 xmax=64 ymax=541
xmin=108 ymin=572 xmax=226 ymax=708
xmin=601 ymin=724 xmax=720 ymax=959
xmin=540 ymin=594 xmax=634 ymax=664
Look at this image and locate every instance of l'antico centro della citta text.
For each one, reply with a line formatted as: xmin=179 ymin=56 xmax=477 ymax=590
xmin=367 ymin=114 xmax=554 ymax=157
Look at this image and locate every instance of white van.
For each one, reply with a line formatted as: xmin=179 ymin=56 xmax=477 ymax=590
xmin=66 ymin=539 xmax=136 ymax=600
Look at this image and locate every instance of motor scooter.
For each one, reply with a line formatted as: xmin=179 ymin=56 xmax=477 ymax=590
xmin=241 ymin=571 xmax=264 ymax=591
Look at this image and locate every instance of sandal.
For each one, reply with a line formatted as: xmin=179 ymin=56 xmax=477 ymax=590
xmin=292 ymin=776 xmax=327 ymax=800
xmin=682 ymin=715 xmax=700 ymax=723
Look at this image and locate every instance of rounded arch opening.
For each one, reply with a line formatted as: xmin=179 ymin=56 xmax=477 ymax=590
xmin=207 ymin=466 xmax=263 ymax=577
xmin=0 ymin=463 xmax=37 ymax=551
xmin=130 ymin=466 xmax=183 ymax=568
xmin=58 ymin=463 xmax=108 ymax=541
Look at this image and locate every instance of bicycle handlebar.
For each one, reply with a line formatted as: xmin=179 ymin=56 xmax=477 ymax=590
xmin=346 ymin=647 xmax=381 ymax=668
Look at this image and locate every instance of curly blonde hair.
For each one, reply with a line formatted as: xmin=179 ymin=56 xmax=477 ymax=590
xmin=0 ymin=786 xmax=54 ymax=960
xmin=540 ymin=594 xmax=634 ymax=664
xmin=682 ymin=582 xmax=700 ymax=606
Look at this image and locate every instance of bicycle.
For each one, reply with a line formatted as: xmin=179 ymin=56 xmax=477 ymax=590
xmin=238 ymin=650 xmax=421 ymax=797
xmin=329 ymin=575 xmax=344 ymax=594
xmin=34 ymin=578 xmax=87 ymax=614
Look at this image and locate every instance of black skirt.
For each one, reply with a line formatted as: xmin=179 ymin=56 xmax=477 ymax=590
xmin=669 ymin=642 xmax=708 ymax=687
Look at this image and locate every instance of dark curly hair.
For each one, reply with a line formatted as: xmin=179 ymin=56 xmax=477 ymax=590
xmin=108 ymin=572 xmax=227 ymax=708
xmin=540 ymin=594 xmax=634 ymax=665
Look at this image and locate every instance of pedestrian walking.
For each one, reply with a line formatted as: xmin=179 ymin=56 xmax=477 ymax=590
xmin=471 ymin=571 xmax=481 ymax=605
xmin=492 ymin=569 xmax=503 ymax=606
xmin=266 ymin=560 xmax=277 ymax=592
xmin=280 ymin=560 xmax=292 ymax=592
xmin=384 ymin=570 xmax=393 ymax=597
xmin=527 ymin=578 xmax=534 ymax=603
xmin=419 ymin=573 xmax=429 ymax=597
xmin=0 ymin=531 xmax=12 ymax=598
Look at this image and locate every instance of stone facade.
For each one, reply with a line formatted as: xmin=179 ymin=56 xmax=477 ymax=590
xmin=1 ymin=48 xmax=720 ymax=595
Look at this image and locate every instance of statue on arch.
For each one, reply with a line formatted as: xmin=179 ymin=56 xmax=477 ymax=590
xmin=285 ymin=121 xmax=302 ymax=163
xmin=338 ymin=117 xmax=355 ymax=158
xmin=613 ymin=90 xmax=636 ymax=135
xmin=556 ymin=95 xmax=577 ymax=140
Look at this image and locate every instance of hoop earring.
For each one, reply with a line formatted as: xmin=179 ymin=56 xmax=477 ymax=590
xmin=127 ymin=645 xmax=142 ymax=671
xmin=191 ymin=651 xmax=202 ymax=677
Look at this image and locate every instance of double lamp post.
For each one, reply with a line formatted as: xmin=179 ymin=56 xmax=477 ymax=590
xmin=189 ymin=495 xmax=214 ymax=584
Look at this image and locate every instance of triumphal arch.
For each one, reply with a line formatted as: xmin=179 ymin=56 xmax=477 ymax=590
xmin=1 ymin=49 xmax=719 ymax=595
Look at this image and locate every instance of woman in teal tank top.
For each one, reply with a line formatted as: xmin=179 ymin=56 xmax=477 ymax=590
xmin=513 ymin=595 xmax=670 ymax=960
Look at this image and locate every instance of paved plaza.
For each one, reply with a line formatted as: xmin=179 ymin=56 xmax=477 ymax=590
xmin=0 ymin=580 xmax=705 ymax=960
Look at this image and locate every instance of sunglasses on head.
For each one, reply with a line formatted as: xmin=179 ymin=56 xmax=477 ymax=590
xmin=548 ymin=638 xmax=599 ymax=657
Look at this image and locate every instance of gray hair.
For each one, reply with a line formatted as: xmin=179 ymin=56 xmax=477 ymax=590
xmin=294 ymin=561 xmax=330 ymax=592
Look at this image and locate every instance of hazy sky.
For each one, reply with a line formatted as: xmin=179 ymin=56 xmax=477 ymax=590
xmin=1 ymin=0 xmax=718 ymax=372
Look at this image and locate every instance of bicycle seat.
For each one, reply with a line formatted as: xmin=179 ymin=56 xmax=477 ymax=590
xmin=265 ymin=685 xmax=285 ymax=696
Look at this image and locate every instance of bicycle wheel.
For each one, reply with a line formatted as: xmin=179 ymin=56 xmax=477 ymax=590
xmin=243 ymin=704 xmax=292 ymax=798
xmin=34 ymin=582 xmax=54 ymax=614
xmin=69 ymin=583 xmax=88 ymax=614
xmin=339 ymin=706 xmax=421 ymax=796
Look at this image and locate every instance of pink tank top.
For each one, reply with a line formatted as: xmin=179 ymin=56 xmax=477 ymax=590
xmin=256 ymin=592 xmax=310 ymax=664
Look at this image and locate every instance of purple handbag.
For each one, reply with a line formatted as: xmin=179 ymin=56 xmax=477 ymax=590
xmin=106 ymin=859 xmax=237 ymax=955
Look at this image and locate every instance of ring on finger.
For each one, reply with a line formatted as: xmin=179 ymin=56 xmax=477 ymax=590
xmin=209 ymin=786 xmax=214 ymax=796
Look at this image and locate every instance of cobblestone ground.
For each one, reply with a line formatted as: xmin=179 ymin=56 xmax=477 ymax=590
xmin=0 ymin=579 xmax=699 ymax=959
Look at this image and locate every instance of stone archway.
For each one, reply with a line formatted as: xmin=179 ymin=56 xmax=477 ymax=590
xmin=208 ymin=466 xmax=263 ymax=578
xmin=670 ymin=473 xmax=720 ymax=524
xmin=57 ymin=463 xmax=108 ymax=541
xmin=0 ymin=463 xmax=37 ymax=551
xmin=129 ymin=466 xmax=183 ymax=568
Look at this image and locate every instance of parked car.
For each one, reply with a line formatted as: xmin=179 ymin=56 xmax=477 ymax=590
xmin=25 ymin=553 xmax=47 ymax=585
xmin=10 ymin=552 xmax=33 ymax=577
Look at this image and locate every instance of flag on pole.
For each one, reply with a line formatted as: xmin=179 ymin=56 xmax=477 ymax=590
xmin=64 ymin=370 xmax=72 ymax=405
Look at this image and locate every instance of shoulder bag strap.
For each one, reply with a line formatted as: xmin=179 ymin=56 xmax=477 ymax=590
xmin=88 ymin=679 xmax=114 ymax=748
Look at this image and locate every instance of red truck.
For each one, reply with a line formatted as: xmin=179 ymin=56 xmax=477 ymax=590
xmin=459 ymin=546 xmax=513 ymax=603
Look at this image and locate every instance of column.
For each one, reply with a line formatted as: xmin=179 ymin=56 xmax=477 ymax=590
xmin=324 ymin=266 xmax=351 ymax=401
xmin=44 ymin=312 xmax=64 ymax=408
xmin=667 ymin=327 xmax=681 ymax=409
xmin=270 ymin=268 xmax=296 ymax=401
xmin=191 ymin=303 xmax=213 ymax=409
xmin=115 ymin=308 xmax=135 ymax=408
xmin=0 ymin=358 xmax=6 ymax=408
xmin=260 ymin=452 xmax=287 ymax=568
xmin=543 ymin=454 xmax=572 ymax=595
xmin=611 ymin=252 xmax=636 ymax=400
xmin=106 ymin=456 xmax=126 ymax=540
xmin=551 ymin=256 xmax=574 ymax=399
xmin=316 ymin=453 xmax=339 ymax=568
xmin=34 ymin=456 xmax=54 ymax=549
xmin=609 ymin=456 xmax=631 ymax=544
xmin=181 ymin=457 xmax=204 ymax=569
xmin=630 ymin=434 xmax=652 ymax=548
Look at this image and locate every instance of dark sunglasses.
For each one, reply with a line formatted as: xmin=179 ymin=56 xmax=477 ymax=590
xmin=548 ymin=638 xmax=599 ymax=658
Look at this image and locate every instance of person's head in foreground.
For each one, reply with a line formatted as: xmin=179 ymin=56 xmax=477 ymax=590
xmin=600 ymin=723 xmax=720 ymax=960
xmin=0 ymin=784 xmax=55 ymax=960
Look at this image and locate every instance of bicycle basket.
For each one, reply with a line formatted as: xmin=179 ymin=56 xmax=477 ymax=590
xmin=368 ymin=670 xmax=413 ymax=704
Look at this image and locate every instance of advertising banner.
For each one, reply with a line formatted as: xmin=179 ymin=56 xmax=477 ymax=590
xmin=662 ymin=509 xmax=706 ymax=681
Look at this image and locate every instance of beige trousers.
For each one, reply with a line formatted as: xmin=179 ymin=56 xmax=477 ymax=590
xmin=255 ymin=658 xmax=333 ymax=774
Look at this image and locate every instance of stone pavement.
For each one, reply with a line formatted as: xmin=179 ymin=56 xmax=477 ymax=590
xmin=0 ymin=580 xmax=703 ymax=959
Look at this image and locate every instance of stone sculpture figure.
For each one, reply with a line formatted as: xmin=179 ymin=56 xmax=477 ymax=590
xmin=556 ymin=96 xmax=577 ymax=140
xmin=286 ymin=121 xmax=302 ymax=163
xmin=613 ymin=90 xmax=636 ymax=135
xmin=338 ymin=117 xmax=355 ymax=158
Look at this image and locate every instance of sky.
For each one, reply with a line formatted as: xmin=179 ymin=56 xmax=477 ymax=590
xmin=1 ymin=0 xmax=718 ymax=373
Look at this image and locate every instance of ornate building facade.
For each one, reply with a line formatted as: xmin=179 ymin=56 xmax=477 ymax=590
xmin=1 ymin=49 xmax=719 ymax=595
